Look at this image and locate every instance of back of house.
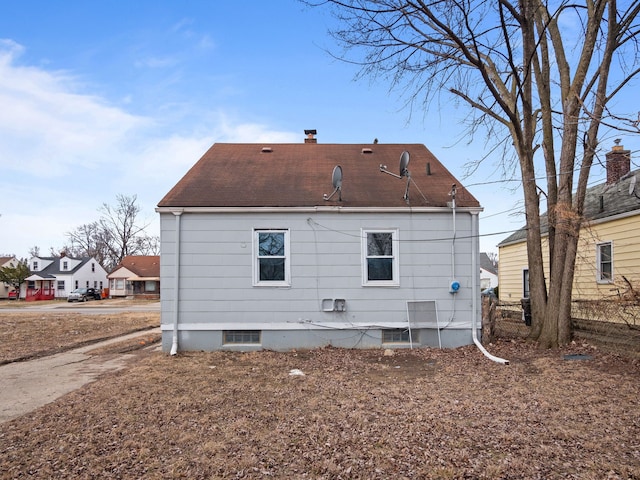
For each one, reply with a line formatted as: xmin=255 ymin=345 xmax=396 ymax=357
xmin=157 ymin=133 xmax=483 ymax=352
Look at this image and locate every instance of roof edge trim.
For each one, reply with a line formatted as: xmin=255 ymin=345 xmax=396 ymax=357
xmin=156 ymin=206 xmax=484 ymax=214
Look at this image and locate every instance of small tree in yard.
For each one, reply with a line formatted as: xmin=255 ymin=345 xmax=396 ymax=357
xmin=312 ymin=0 xmax=640 ymax=348
xmin=0 ymin=260 xmax=30 ymax=298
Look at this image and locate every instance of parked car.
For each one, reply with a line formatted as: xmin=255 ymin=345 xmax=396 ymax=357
xmin=8 ymin=290 xmax=18 ymax=300
xmin=67 ymin=288 xmax=101 ymax=302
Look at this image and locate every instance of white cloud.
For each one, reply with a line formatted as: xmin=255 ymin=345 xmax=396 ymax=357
xmin=0 ymin=40 xmax=150 ymax=177
xmin=210 ymin=112 xmax=300 ymax=143
xmin=122 ymin=112 xmax=300 ymax=195
xmin=0 ymin=40 xmax=301 ymax=259
xmin=134 ymin=56 xmax=178 ymax=68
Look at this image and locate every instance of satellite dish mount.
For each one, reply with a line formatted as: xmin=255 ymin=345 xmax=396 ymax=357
xmin=629 ymin=174 xmax=640 ymax=199
xmin=323 ymin=165 xmax=343 ymax=202
xmin=380 ymin=151 xmax=411 ymax=201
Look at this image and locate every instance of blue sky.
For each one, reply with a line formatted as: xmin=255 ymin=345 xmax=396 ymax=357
xmin=0 ymin=1 xmax=637 ymax=260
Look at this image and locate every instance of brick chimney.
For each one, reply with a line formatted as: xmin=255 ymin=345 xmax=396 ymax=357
xmin=605 ymin=139 xmax=631 ymax=184
xmin=304 ymin=129 xmax=317 ymax=144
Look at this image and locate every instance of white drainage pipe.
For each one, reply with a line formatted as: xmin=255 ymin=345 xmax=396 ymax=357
xmin=471 ymin=212 xmax=509 ymax=365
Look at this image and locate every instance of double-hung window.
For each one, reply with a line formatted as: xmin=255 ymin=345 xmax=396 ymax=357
xmin=254 ymin=229 xmax=290 ymax=286
xmin=362 ymin=229 xmax=399 ymax=286
xmin=596 ymin=241 xmax=613 ymax=283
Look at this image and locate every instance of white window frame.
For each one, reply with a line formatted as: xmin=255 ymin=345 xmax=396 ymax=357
xmin=361 ymin=229 xmax=400 ymax=286
xmin=596 ymin=241 xmax=613 ymax=283
xmin=253 ymin=229 xmax=291 ymax=287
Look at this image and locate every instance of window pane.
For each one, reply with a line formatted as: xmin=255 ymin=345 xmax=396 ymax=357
xmin=367 ymin=232 xmax=392 ymax=256
xmin=224 ymin=330 xmax=261 ymax=344
xmin=599 ymin=244 xmax=612 ymax=280
xmin=601 ymin=262 xmax=612 ymax=279
xmin=367 ymin=258 xmax=393 ymax=281
xmin=259 ymin=258 xmax=285 ymax=281
xmin=259 ymin=232 xmax=285 ymax=256
xmin=382 ymin=329 xmax=412 ymax=343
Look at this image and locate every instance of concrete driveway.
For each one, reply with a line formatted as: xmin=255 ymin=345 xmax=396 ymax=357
xmin=0 ymin=327 xmax=160 ymax=424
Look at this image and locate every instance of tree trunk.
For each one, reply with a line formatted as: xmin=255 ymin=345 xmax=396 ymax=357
xmin=481 ymin=296 xmax=496 ymax=344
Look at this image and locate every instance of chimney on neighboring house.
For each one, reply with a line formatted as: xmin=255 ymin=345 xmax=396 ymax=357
xmin=304 ymin=129 xmax=317 ymax=144
xmin=606 ymin=139 xmax=631 ymax=184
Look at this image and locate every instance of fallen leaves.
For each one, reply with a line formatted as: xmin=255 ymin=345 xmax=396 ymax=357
xmin=1 ymin=340 xmax=639 ymax=478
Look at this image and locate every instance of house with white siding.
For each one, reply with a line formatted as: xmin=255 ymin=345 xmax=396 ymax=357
xmin=156 ymin=132 xmax=485 ymax=353
xmin=24 ymin=254 xmax=108 ymax=301
xmin=479 ymin=253 xmax=499 ymax=290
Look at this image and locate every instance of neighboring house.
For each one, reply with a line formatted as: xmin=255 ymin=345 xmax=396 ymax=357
xmin=108 ymin=255 xmax=160 ymax=299
xmin=0 ymin=256 xmax=19 ymax=299
xmin=498 ymin=142 xmax=640 ymax=303
xmin=156 ymin=132 xmax=484 ymax=353
xmin=479 ymin=253 xmax=498 ymax=290
xmin=24 ymin=254 xmax=109 ymax=301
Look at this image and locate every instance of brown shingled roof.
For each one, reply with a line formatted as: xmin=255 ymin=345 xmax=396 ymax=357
xmin=112 ymin=256 xmax=160 ymax=277
xmin=158 ymin=143 xmax=479 ymax=209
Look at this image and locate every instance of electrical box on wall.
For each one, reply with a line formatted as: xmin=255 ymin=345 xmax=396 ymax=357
xmin=334 ymin=299 xmax=346 ymax=312
xmin=322 ymin=298 xmax=347 ymax=312
xmin=449 ymin=280 xmax=460 ymax=294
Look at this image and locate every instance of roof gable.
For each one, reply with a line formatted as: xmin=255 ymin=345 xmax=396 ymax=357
xmin=35 ymin=256 xmax=94 ymax=276
xmin=0 ymin=256 xmax=17 ymax=267
xmin=158 ymin=143 xmax=480 ymax=209
xmin=479 ymin=252 xmax=498 ymax=275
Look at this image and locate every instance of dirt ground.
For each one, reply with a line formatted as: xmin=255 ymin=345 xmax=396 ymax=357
xmin=0 ymin=310 xmax=159 ymax=364
xmin=1 ymin=312 xmax=640 ymax=479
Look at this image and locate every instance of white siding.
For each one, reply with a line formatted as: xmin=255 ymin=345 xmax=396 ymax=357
xmin=160 ymin=209 xmax=480 ymax=349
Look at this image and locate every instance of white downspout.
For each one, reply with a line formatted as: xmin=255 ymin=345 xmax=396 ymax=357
xmin=170 ymin=211 xmax=183 ymax=356
xmin=471 ymin=212 xmax=509 ymax=365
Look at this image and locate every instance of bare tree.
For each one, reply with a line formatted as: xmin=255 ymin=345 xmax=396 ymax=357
xmin=65 ymin=221 xmax=111 ymax=267
xmin=65 ymin=194 xmax=159 ymax=270
xmin=312 ymin=0 xmax=640 ymax=347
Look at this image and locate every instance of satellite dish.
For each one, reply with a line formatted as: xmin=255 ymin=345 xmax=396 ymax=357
xmin=379 ymin=150 xmax=412 ymax=202
xmin=629 ymin=175 xmax=637 ymax=195
xmin=399 ymin=151 xmax=410 ymax=177
xmin=332 ymin=165 xmax=343 ymax=189
xmin=323 ymin=165 xmax=343 ymax=201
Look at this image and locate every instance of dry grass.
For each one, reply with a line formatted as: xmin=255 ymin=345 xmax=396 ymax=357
xmin=0 ymin=310 xmax=159 ymax=364
xmin=1 ymin=321 xmax=640 ymax=479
